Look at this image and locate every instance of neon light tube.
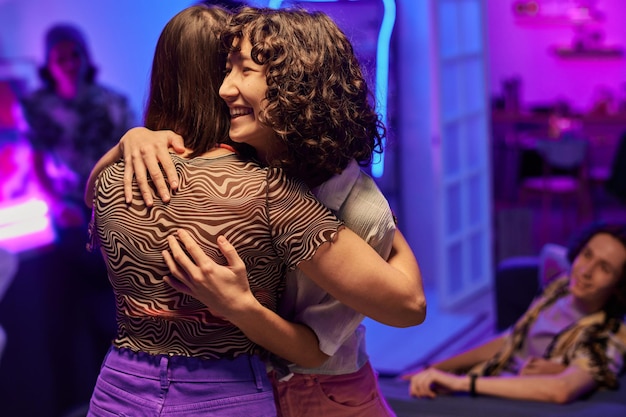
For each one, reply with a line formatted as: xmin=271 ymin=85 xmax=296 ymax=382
xmin=0 ymin=217 xmax=51 ymax=241
xmin=371 ymin=0 xmax=395 ymax=178
xmin=0 ymin=198 xmax=49 ymax=227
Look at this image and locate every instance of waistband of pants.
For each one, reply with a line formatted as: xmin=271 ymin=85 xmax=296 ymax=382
xmin=271 ymin=360 xmax=374 ymax=384
xmin=103 ymin=346 xmax=266 ymax=383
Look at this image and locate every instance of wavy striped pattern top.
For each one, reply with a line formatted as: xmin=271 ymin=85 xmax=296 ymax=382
xmin=92 ymin=153 xmax=342 ymax=359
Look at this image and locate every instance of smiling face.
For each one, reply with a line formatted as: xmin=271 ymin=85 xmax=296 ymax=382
xmin=569 ymin=233 xmax=626 ymax=314
xmin=219 ymin=36 xmax=275 ymax=160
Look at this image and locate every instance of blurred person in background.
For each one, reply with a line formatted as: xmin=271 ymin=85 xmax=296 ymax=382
xmin=21 ymin=23 xmax=135 ymax=227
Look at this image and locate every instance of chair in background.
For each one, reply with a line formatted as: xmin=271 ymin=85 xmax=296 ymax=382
xmin=585 ymin=133 xmax=621 ymax=212
xmin=495 ymin=207 xmax=534 ymax=263
xmin=519 ymin=137 xmax=591 ymax=244
xmin=494 ymin=242 xmax=570 ymax=332
xmin=537 ymin=243 xmax=570 ymax=288
xmin=494 ymin=255 xmax=539 ymax=332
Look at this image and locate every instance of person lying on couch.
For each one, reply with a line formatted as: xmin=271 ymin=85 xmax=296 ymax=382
xmin=403 ymin=221 xmax=626 ymax=404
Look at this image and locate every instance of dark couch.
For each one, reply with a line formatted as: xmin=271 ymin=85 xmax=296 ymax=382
xmin=379 ymin=245 xmax=626 ymax=417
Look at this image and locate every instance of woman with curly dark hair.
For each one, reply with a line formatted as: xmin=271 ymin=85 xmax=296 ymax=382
xmin=214 ymin=10 xmax=401 ymax=414
xmin=403 ymin=221 xmax=626 ymax=404
xmin=220 ymin=6 xmax=385 ymax=188
xmin=86 ymin=6 xmax=424 ymax=417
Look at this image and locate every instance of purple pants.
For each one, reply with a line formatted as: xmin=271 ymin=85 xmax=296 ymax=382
xmin=87 ymin=347 xmax=276 ymax=417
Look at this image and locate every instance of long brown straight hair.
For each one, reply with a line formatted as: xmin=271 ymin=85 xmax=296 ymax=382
xmin=144 ymin=5 xmax=231 ymax=158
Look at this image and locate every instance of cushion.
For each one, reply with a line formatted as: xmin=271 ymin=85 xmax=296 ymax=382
xmin=538 ymin=243 xmax=569 ymax=288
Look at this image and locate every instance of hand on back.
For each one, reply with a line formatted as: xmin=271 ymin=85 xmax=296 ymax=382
xmin=162 ymin=230 xmax=258 ymax=320
xmin=119 ymin=127 xmax=185 ymax=205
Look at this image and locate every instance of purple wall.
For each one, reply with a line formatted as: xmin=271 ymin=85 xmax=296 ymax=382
xmin=487 ymin=0 xmax=626 ymax=112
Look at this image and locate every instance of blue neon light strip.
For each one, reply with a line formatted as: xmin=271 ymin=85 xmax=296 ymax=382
xmin=268 ymin=0 xmax=339 ymax=6
xmin=371 ymin=0 xmax=395 ymax=178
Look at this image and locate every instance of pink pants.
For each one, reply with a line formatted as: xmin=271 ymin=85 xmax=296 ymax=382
xmin=270 ymin=361 xmax=396 ymax=417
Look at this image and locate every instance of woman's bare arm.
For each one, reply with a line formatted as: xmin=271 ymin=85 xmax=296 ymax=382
xmin=387 ymin=228 xmax=424 ymax=314
xmin=165 ymin=227 xmax=426 ymax=329
xmin=84 ymin=142 xmax=122 ymax=207
xmin=297 ymin=227 xmax=426 ymax=327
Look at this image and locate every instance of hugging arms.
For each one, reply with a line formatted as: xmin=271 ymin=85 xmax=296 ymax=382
xmin=86 ymin=128 xmax=425 ymax=367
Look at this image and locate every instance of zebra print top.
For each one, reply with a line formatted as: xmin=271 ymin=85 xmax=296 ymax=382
xmin=91 ymin=152 xmax=342 ymax=360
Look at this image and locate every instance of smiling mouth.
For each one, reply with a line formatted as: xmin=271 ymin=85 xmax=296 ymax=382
xmin=230 ymin=107 xmax=252 ymax=119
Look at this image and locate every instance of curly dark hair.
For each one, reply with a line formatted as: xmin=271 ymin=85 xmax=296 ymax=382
xmin=144 ymin=5 xmax=251 ymax=158
xmin=566 ymin=221 xmax=626 ymax=319
xmin=223 ymin=6 xmax=385 ymax=185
